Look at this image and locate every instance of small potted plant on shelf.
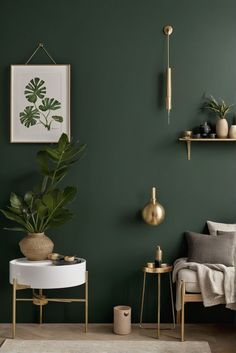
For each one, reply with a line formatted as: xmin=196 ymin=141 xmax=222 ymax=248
xmin=204 ymin=96 xmax=233 ymax=138
xmin=0 ymin=133 xmax=86 ymax=261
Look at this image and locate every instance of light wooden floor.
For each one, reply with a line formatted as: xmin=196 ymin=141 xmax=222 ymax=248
xmin=0 ymin=323 xmax=235 ymax=353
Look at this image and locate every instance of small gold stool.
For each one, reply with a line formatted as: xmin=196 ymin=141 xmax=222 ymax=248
xmin=139 ymin=265 xmax=175 ymax=338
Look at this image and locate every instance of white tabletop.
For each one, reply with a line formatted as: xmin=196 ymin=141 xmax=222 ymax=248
xmin=10 ymin=258 xmax=86 ymax=289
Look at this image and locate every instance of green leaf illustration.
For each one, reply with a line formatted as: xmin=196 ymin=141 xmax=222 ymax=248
xmin=20 ymin=106 xmax=40 ymax=127
xmin=24 ymin=78 xmax=46 ymax=103
xmin=39 ymin=98 xmax=61 ymax=111
xmin=52 ymin=116 xmax=63 ymax=122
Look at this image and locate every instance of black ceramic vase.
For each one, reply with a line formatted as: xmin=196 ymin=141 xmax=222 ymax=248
xmin=200 ymin=122 xmax=211 ymax=136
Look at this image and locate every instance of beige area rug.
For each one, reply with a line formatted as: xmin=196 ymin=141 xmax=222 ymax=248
xmin=0 ymin=339 xmax=211 ymax=353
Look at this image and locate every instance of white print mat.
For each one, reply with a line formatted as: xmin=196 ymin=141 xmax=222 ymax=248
xmin=0 ymin=340 xmax=211 ymax=353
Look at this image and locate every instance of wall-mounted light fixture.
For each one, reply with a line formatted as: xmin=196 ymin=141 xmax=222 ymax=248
xmin=142 ymin=187 xmax=165 ymax=226
xmin=163 ymin=25 xmax=173 ymax=124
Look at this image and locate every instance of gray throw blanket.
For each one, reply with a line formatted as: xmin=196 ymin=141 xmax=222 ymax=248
xmin=172 ymin=258 xmax=236 ymax=311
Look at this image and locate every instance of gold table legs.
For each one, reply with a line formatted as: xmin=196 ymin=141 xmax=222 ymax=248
xmin=139 ymin=271 xmax=175 ymax=338
xmin=12 ymin=271 xmax=88 ymax=339
xmin=12 ymin=279 xmax=17 ymax=339
xmin=157 ymin=273 xmax=161 ymax=338
xmin=85 ymin=271 xmax=88 ymax=333
xmin=139 ymin=272 xmax=146 ymax=327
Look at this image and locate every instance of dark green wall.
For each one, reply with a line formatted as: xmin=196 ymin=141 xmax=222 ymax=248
xmin=0 ymin=0 xmax=235 ymax=324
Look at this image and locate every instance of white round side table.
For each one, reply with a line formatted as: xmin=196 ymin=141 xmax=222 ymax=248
xmin=9 ymin=258 xmax=88 ymax=338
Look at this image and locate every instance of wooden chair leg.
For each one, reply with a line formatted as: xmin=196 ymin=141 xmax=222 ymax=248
xmin=177 ymin=310 xmax=181 ymax=324
xmin=181 ymin=280 xmax=186 ymax=342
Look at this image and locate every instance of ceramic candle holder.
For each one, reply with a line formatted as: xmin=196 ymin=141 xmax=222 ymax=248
xmin=183 ymin=131 xmax=193 ymax=138
xmin=146 ymin=262 xmax=155 ymax=269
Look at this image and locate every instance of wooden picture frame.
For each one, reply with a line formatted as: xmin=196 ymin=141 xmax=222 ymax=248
xmin=10 ymin=65 xmax=70 ymax=143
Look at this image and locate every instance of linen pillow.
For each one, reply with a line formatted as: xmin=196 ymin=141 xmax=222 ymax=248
xmin=186 ymin=231 xmax=235 ymax=266
xmin=207 ymin=220 xmax=236 ymax=236
xmin=217 ymin=230 xmax=236 ymax=265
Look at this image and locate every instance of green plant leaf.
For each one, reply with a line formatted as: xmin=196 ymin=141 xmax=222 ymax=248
xmin=40 ymin=187 xmax=76 ymax=231
xmin=42 ymin=192 xmax=55 ymax=210
xmin=7 ymin=206 xmax=22 ymax=215
xmin=10 ymin=193 xmax=22 ymax=209
xmin=1 ymin=133 xmax=85 ymax=234
xmin=205 ymin=96 xmax=232 ymax=118
xmin=4 ymin=227 xmax=26 ymax=232
xmin=24 ymin=191 xmax=34 ymax=206
xmin=47 ymin=209 xmax=74 ymax=228
xmin=24 ymin=77 xmax=46 ymax=103
xmin=20 ymin=106 xmax=40 ymax=127
xmin=61 ymin=187 xmax=77 ymax=206
xmin=39 ymin=98 xmax=61 ymax=111
xmin=58 ymin=133 xmax=69 ymax=152
xmin=44 ymin=147 xmax=61 ymax=161
xmin=34 ymin=199 xmax=48 ymax=219
xmin=37 ymin=151 xmax=49 ymax=174
xmin=0 ymin=209 xmax=28 ymax=228
xmin=52 ymin=116 xmax=63 ymax=123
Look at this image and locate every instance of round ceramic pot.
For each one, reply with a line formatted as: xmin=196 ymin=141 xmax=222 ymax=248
xmin=216 ymin=118 xmax=228 ymax=138
xmin=229 ymin=125 xmax=236 ymax=138
xmin=19 ymin=233 xmax=54 ymax=261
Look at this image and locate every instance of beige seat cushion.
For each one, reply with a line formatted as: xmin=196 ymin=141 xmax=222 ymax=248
xmin=178 ymin=269 xmax=201 ymax=293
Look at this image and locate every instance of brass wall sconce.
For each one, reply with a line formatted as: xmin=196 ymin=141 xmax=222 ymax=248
xmin=163 ymin=25 xmax=173 ymax=124
xmin=142 ymin=187 xmax=165 ymax=226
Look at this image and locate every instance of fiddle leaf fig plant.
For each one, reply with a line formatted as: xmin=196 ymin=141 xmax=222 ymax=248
xmin=0 ymin=133 xmax=86 ymax=233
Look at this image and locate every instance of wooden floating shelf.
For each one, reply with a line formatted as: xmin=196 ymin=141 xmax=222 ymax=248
xmin=179 ymin=138 xmax=236 ymax=160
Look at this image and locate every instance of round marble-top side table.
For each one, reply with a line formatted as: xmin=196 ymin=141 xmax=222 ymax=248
xmin=9 ymin=258 xmax=88 ymax=338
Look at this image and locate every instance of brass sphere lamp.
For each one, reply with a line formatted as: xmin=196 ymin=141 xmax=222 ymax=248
xmin=142 ymin=187 xmax=165 ymax=226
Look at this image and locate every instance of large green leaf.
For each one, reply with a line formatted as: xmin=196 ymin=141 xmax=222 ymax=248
xmin=37 ymin=134 xmax=86 ymax=190
xmin=0 ymin=209 xmax=28 ymax=227
xmin=57 ymin=133 xmax=69 ymax=152
xmin=40 ymin=187 xmax=76 ymax=230
xmin=4 ymin=227 xmax=27 ymax=232
xmin=10 ymin=193 xmax=22 ymax=209
xmin=61 ymin=187 xmax=77 ymax=206
xmin=34 ymin=199 xmax=48 ymax=219
xmin=39 ymin=98 xmax=61 ymax=111
xmin=44 ymin=147 xmax=61 ymax=161
xmin=24 ymin=191 xmax=34 ymax=206
xmin=47 ymin=209 xmax=74 ymax=228
xmin=37 ymin=151 xmax=49 ymax=175
xmin=42 ymin=192 xmax=55 ymax=210
xmin=24 ymin=77 xmax=46 ymax=103
xmin=7 ymin=206 xmax=22 ymax=215
xmin=20 ymin=106 xmax=40 ymax=127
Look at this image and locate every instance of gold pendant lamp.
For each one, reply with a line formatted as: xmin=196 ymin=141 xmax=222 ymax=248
xmin=142 ymin=187 xmax=165 ymax=226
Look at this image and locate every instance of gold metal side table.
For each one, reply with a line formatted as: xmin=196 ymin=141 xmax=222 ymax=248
xmin=139 ymin=265 xmax=175 ymax=338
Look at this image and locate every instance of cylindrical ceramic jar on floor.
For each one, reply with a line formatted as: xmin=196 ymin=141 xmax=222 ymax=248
xmin=113 ymin=306 xmax=131 ymax=335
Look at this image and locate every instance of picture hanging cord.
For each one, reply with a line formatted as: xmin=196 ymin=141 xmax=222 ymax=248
xmin=25 ymin=43 xmax=57 ymax=65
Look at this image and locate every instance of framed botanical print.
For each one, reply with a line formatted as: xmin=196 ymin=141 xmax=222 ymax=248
xmin=10 ymin=65 xmax=70 ymax=143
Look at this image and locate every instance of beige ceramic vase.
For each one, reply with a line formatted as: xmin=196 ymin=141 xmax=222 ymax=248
xmin=216 ymin=118 xmax=228 ymax=138
xmin=229 ymin=125 xmax=236 ymax=138
xmin=19 ymin=233 xmax=54 ymax=261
